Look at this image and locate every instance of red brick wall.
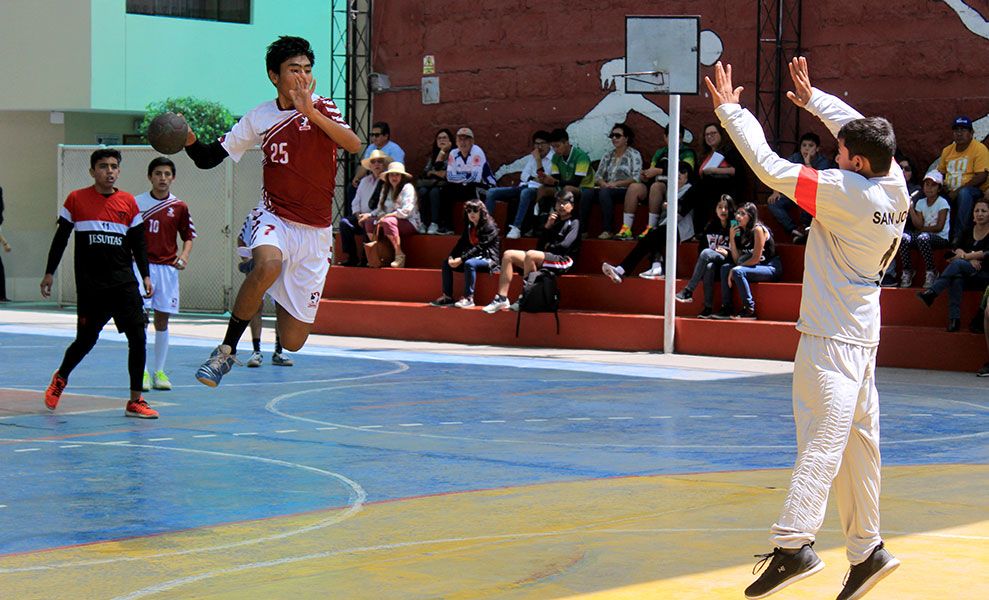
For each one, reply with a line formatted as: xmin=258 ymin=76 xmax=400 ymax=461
xmin=370 ymin=0 xmax=989 ymax=180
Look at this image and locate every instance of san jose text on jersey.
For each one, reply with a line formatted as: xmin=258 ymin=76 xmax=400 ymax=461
xmin=219 ymin=94 xmax=350 ymax=228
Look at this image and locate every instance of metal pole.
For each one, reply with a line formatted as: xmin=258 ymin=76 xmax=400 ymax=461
xmin=664 ymin=94 xmax=681 ymax=354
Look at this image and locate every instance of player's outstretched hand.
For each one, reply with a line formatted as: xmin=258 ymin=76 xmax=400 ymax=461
xmin=786 ymin=57 xmax=813 ymax=107
xmin=289 ymin=76 xmax=316 ymax=117
xmin=703 ymin=62 xmax=743 ymax=111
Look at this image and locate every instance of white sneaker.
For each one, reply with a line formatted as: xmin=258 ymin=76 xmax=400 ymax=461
xmin=601 ymin=262 xmax=623 ymax=284
xmin=923 ymin=271 xmax=937 ymax=289
xmin=246 ymin=350 xmax=263 ymax=367
xmin=482 ymin=297 xmax=510 ymax=314
xmin=639 ymin=266 xmax=664 ymax=280
xmin=900 ymin=270 xmax=914 ymax=288
xmin=506 ymin=225 xmax=522 ymax=239
xmin=426 ymin=223 xmax=439 ymax=235
xmin=417 ymin=222 xmax=427 ymax=234
xmin=454 ymin=296 xmax=475 ymax=308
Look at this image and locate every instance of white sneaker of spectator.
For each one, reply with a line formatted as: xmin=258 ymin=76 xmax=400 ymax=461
xmin=455 ymin=296 xmax=474 ymax=308
xmin=601 ymin=262 xmax=624 ymax=284
xmin=639 ymin=262 xmax=664 ymax=280
xmin=482 ymin=296 xmax=510 ymax=314
xmin=506 ymin=225 xmax=522 ymax=239
xmin=426 ymin=223 xmax=440 ymax=235
xmin=923 ymin=271 xmax=937 ymax=289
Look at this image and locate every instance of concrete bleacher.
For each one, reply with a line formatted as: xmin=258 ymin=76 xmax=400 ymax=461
xmin=316 ymin=204 xmax=987 ymax=372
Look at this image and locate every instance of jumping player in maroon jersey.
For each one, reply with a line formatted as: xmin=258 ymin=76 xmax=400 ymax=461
xmin=134 ymin=157 xmax=196 ymax=391
xmin=41 ymin=148 xmax=159 ymax=418
xmin=184 ymin=36 xmax=360 ymax=386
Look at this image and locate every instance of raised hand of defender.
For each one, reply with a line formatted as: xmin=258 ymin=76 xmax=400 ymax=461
xmin=786 ymin=57 xmax=813 ymax=107
xmin=289 ymin=75 xmax=316 ymax=117
xmin=703 ymin=61 xmax=743 ymax=111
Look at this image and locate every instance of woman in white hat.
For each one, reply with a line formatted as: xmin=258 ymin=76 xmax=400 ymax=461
xmin=364 ymin=162 xmax=422 ymax=268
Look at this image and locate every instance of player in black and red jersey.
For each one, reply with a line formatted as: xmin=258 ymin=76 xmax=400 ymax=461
xmin=41 ymin=148 xmax=159 ymax=418
xmin=184 ymin=36 xmax=360 ymax=387
xmin=134 ymin=157 xmax=196 ymax=391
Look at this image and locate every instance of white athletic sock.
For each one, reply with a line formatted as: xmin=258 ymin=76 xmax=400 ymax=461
xmin=648 ymin=213 xmax=660 ymax=228
xmin=623 ymin=213 xmax=634 ymax=228
xmin=651 ymin=261 xmax=663 ymax=273
xmin=155 ymin=330 xmax=169 ymax=373
xmin=614 ymin=265 xmax=626 ymax=276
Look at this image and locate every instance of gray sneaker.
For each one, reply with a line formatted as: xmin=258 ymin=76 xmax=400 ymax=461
xmin=454 ymin=296 xmax=475 ymax=308
xmin=836 ymin=542 xmax=900 ymax=600
xmin=744 ymin=543 xmax=824 ymax=599
xmin=271 ymin=352 xmax=294 ymax=367
xmin=482 ymin=297 xmax=510 ymax=314
xmin=246 ymin=351 xmax=263 ymax=368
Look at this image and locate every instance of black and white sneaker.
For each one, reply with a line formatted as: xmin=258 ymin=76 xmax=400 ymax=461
xmin=675 ymin=288 xmax=693 ymax=303
xmin=835 ymin=542 xmax=900 ymax=600
xmin=744 ymin=543 xmax=824 ymax=599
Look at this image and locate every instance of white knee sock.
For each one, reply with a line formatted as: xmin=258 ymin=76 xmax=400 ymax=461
xmin=155 ymin=330 xmax=169 ymax=373
xmin=648 ymin=213 xmax=659 ymax=228
xmin=614 ymin=265 xmax=626 ymax=276
xmin=623 ymin=213 xmax=634 ymax=228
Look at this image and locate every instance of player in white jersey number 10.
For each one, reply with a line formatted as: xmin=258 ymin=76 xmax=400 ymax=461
xmin=705 ymin=57 xmax=908 ymax=600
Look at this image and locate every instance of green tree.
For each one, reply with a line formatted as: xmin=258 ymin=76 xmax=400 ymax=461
xmin=141 ymin=97 xmax=236 ymax=144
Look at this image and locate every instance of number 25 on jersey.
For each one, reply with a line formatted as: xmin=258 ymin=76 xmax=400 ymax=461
xmin=269 ymin=142 xmax=289 ymax=164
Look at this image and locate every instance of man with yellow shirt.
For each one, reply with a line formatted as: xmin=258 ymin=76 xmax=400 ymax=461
xmin=938 ymin=116 xmax=989 ymax=242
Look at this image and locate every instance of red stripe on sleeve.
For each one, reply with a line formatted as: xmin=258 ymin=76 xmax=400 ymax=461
xmin=793 ymin=165 xmax=819 ymax=217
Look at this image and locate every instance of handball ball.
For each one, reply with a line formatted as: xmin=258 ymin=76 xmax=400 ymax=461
xmin=147 ymin=112 xmax=189 ymax=155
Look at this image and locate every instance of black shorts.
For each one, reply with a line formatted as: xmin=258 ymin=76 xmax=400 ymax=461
xmin=77 ymin=282 xmax=147 ymax=333
xmin=540 ymin=253 xmax=574 ymax=274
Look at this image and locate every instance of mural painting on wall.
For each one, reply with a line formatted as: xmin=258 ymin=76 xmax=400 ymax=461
xmin=944 ymin=0 xmax=989 ymax=142
xmin=496 ymin=29 xmax=725 ymax=178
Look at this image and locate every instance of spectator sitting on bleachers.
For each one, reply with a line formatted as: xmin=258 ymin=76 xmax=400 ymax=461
xmin=693 ymin=122 xmax=742 ymax=238
xmin=483 ymin=190 xmax=580 ymax=313
xmin=916 ymin=197 xmax=989 ymax=332
xmin=338 ymin=149 xmax=389 ymax=266
xmin=673 ymin=194 xmax=737 ymax=317
xmin=897 ymin=154 xmax=921 ymax=196
xmin=548 ymin=127 xmax=594 ymax=201
xmin=712 ymin=202 xmax=782 ymax=320
xmin=443 ymin=127 xmax=496 ymax=234
xmin=417 ymin=128 xmax=454 ymax=235
xmin=429 ymin=199 xmax=501 ymax=309
xmin=363 ymin=162 xmax=421 ymax=269
xmin=347 ymin=121 xmax=405 ymax=214
xmin=897 ymin=170 xmax=951 ymax=289
xmin=937 ymin=116 xmax=989 ymax=243
xmin=766 ymin=132 xmax=832 ymax=244
xmin=619 ymin=125 xmax=697 ymax=240
xmin=881 ymin=154 xmax=922 ymax=286
xmin=487 ymin=130 xmax=556 ymax=240
xmin=581 ymin=122 xmax=642 ymax=240
xmin=601 ymin=161 xmax=698 ymax=282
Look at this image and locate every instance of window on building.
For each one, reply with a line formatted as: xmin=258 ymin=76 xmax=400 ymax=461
xmin=126 ymin=1 xmax=251 ymax=24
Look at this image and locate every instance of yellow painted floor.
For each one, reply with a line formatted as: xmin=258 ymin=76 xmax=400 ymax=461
xmin=1 ymin=464 xmax=985 ymax=599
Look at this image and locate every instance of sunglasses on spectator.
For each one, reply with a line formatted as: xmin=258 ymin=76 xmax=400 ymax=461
xmin=465 ymin=206 xmax=481 ymax=213
xmin=370 ymin=159 xmax=386 ymax=164
xmin=370 ymin=132 xmax=384 ymax=137
xmin=609 ymin=133 xmax=624 ymax=139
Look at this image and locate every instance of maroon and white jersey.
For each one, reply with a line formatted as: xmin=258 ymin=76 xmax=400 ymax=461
xmin=220 ymin=94 xmax=350 ymax=228
xmin=135 ymin=192 xmax=196 ymax=265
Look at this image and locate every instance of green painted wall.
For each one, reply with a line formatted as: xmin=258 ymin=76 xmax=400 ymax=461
xmin=90 ymin=0 xmax=337 ymax=115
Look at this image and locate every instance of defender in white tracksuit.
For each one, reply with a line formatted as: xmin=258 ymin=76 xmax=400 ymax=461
xmin=716 ymin=89 xmax=910 ymax=564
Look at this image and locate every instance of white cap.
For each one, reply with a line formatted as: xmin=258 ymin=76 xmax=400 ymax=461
xmin=923 ymin=170 xmax=944 ymax=184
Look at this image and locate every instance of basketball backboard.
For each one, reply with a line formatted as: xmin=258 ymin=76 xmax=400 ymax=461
xmin=625 ymin=16 xmax=701 ymax=95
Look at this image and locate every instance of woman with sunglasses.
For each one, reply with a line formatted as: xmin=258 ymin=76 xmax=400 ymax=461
xmin=580 ymin=122 xmax=642 ymax=239
xmin=712 ymin=202 xmax=782 ymax=320
xmin=429 ymin=200 xmax=500 ymax=308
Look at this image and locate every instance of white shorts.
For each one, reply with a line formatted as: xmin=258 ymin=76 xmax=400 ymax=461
xmin=240 ymin=204 xmax=333 ymax=324
xmin=133 ymin=262 xmax=180 ymax=314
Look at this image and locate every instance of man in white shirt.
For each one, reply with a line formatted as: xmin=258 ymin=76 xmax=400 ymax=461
xmin=706 ymin=57 xmax=906 ymax=600
xmin=485 ymin=130 xmax=556 ymax=238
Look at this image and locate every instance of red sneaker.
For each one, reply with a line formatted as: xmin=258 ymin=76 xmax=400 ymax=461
xmin=125 ymin=397 xmax=159 ymax=419
xmin=45 ymin=371 xmax=67 ymax=411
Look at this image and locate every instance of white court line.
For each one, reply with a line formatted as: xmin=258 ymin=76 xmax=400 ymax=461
xmin=274 ymin=430 xmax=297 ymax=434
xmin=13 ymin=448 xmax=40 ymax=453
xmin=439 ymin=421 xmax=462 ymax=425
xmin=951 ymin=413 xmax=977 ymax=417
xmin=59 ymin=445 xmax=82 ymax=449
xmin=192 ymin=434 xmax=217 ymax=438
xmin=607 ymin=417 xmax=633 ymax=420
xmin=104 ymin=441 xmax=130 ymax=445
xmin=0 ymin=438 xmax=366 ymax=574
xmin=232 ymin=432 xmax=258 ymax=437
xmin=909 ymin=413 xmax=933 ymax=417
xmin=524 ymin=418 xmax=548 ymax=422
xmin=688 ymin=415 xmax=713 ymax=419
xmin=0 ymin=504 xmax=6 ymax=508
xmin=148 ymin=438 xmax=173 ymax=442
xmin=315 ymin=427 xmax=337 ymax=431
xmin=480 ymin=420 xmax=506 ymax=424
xmin=359 ymin=425 xmax=382 ymax=429
xmin=733 ymin=415 xmax=758 ymax=418
xmin=649 ymin=416 xmax=672 ymax=419
xmin=398 ymin=423 xmax=423 ymax=427
xmin=566 ymin=417 xmax=591 ymax=421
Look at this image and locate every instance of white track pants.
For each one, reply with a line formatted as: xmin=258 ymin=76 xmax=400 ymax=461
xmin=770 ymin=333 xmax=883 ymax=565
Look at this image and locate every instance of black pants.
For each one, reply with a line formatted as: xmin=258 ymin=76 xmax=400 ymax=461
xmin=618 ymin=224 xmax=674 ymax=273
xmin=59 ymin=283 xmax=147 ymax=392
xmin=0 ymin=253 xmax=6 ymax=299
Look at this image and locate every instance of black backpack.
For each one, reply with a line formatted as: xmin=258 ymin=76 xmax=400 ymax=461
xmin=515 ymin=269 xmax=560 ymax=337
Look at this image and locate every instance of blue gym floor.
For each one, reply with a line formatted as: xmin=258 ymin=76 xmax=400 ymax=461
xmin=0 ymin=323 xmax=986 ymax=599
